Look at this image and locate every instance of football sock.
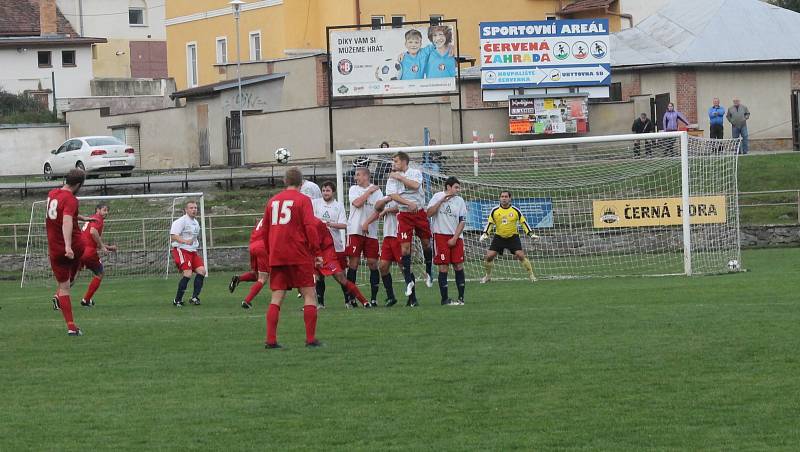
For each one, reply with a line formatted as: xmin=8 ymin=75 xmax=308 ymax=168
xmin=83 ymin=276 xmax=101 ymax=301
xmin=345 ymin=281 xmax=368 ymax=305
xmin=58 ymin=295 xmax=76 ymax=330
xmin=244 ymin=281 xmax=264 ymax=303
xmin=238 ymin=272 xmax=257 ymax=282
xmin=401 ymin=255 xmax=414 ymax=283
xmin=484 ymin=260 xmax=494 ymax=278
xmin=346 ymin=267 xmax=357 ymax=284
xmin=340 ymin=283 xmax=350 ymax=302
xmin=175 ymin=276 xmax=190 ymax=301
xmin=382 ymin=273 xmax=396 ymax=300
xmin=266 ymin=304 xmax=280 ymax=345
xmin=520 ymin=258 xmax=534 ymax=276
xmin=192 ymin=274 xmax=205 ymax=298
xmin=315 ymin=277 xmax=326 ymax=305
xmin=455 ymin=269 xmax=466 ymax=299
xmin=303 ymin=305 xmax=317 ymax=344
xmin=438 ymin=271 xmax=449 ymax=301
xmin=369 ymin=269 xmax=380 ymax=300
xmin=423 ymin=246 xmax=433 ymax=276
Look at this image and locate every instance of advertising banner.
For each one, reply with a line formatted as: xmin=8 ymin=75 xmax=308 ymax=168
xmin=592 ymin=196 xmax=728 ymax=228
xmin=479 ymin=19 xmax=610 ymax=89
xmin=508 ymin=94 xmax=589 ymax=135
xmin=467 ymin=198 xmax=554 ymax=231
xmin=330 ymin=24 xmax=458 ymax=97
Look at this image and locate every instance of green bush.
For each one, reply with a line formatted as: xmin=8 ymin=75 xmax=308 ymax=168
xmin=0 ymin=89 xmax=58 ymax=124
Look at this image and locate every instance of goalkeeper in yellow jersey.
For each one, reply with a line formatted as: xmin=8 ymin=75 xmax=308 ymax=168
xmin=479 ymin=191 xmax=539 ymax=282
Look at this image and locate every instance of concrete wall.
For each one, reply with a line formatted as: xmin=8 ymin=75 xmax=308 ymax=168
xmin=639 ymin=69 xmax=677 ymax=106
xmin=245 ymin=107 xmax=330 ymax=162
xmin=587 ymin=101 xmax=635 ymax=136
xmin=0 ymin=124 xmax=69 ymax=175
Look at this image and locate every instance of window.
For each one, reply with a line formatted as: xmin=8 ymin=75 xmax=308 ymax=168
xmin=391 ymin=15 xmax=405 ymax=28
xmin=609 ymin=82 xmax=622 ymax=101
xmin=129 ymin=8 xmax=145 ymax=25
xmin=186 ymin=43 xmax=198 ymax=87
xmin=216 ymin=37 xmax=227 ymax=64
xmin=430 ymin=14 xmax=444 ymax=25
xmin=249 ymin=31 xmax=261 ymax=61
xmin=62 ymin=50 xmax=76 ymax=67
xmin=38 ymin=51 xmax=52 ymax=68
xmin=371 ymin=15 xmax=384 ymax=30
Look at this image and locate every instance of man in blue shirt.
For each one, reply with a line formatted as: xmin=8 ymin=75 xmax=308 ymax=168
xmin=708 ymin=97 xmax=725 ymax=139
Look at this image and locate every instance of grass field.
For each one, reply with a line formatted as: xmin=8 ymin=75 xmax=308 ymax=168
xmin=1 ymin=247 xmax=799 ymax=450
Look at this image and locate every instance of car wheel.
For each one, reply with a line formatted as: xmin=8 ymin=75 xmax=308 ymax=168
xmin=43 ymin=164 xmax=53 ymax=181
xmin=76 ymin=161 xmax=85 ymax=171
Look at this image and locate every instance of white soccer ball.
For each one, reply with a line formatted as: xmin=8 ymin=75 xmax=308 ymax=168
xmin=376 ymin=58 xmax=402 ymax=81
xmin=274 ymin=147 xmax=291 ymax=164
xmin=727 ymin=259 xmax=740 ymax=271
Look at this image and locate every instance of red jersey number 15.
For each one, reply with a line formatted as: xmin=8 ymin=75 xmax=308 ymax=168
xmin=271 ymin=200 xmax=294 ymax=225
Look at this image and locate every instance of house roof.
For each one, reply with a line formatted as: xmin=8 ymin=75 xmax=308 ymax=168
xmin=611 ymin=0 xmax=800 ymax=67
xmin=0 ymin=0 xmax=77 ymax=37
xmin=558 ymin=0 xmax=615 ymax=14
xmin=170 ymin=73 xmax=288 ymax=100
xmin=0 ymin=36 xmax=106 ymax=48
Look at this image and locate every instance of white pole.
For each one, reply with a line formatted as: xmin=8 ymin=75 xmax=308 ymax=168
xmin=680 ymin=131 xmax=692 ymax=276
xmin=199 ymin=195 xmax=209 ymax=277
xmin=20 ymin=200 xmax=41 ymax=288
xmin=472 ymin=130 xmax=479 ymax=177
xmin=489 ymin=133 xmax=495 ymax=164
xmin=335 ymin=151 xmax=344 ymax=209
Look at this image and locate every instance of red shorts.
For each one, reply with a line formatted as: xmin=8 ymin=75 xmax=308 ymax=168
xmin=49 ymin=247 xmax=83 ymax=283
xmin=433 ymin=234 xmax=465 ymax=265
xmin=270 ymin=263 xmax=315 ymax=290
xmin=336 ymin=251 xmax=348 ymax=269
xmin=249 ymin=244 xmax=270 ymax=273
xmin=380 ymin=236 xmax=402 ymax=263
xmin=80 ymin=250 xmax=103 ymax=274
xmin=397 ymin=210 xmax=432 ymax=244
xmin=318 ymin=248 xmax=343 ymax=277
xmin=171 ymin=248 xmax=205 ymax=272
xmin=346 ymin=234 xmax=379 ymax=260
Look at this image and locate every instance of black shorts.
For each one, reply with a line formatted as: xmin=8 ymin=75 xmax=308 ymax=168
xmin=489 ymin=235 xmax=523 ymax=255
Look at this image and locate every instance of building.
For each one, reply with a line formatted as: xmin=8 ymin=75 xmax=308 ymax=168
xmin=56 ymin=0 xmax=167 ymax=79
xmin=611 ymin=0 xmax=800 ymax=150
xmin=0 ymin=0 xmax=105 ymax=110
xmin=166 ymin=0 xmax=624 ymax=90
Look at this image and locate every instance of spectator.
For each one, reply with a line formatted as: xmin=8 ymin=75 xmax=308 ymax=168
xmin=631 ymin=113 xmax=654 ymax=158
xmin=726 ymin=98 xmax=750 ymax=154
xmin=662 ymin=102 xmax=689 ymax=132
xmin=708 ymin=97 xmax=725 ymax=139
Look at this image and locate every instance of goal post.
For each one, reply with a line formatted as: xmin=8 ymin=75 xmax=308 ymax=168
xmin=21 ymin=192 xmax=208 ymax=287
xmin=336 ymin=132 xmax=741 ymax=281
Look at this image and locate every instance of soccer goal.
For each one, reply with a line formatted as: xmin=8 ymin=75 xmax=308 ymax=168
xmin=336 ymin=132 xmax=741 ymax=281
xmin=21 ymin=193 xmax=208 ymax=287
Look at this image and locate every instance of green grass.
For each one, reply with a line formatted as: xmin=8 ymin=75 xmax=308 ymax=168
xmin=1 ymin=247 xmax=799 ymax=450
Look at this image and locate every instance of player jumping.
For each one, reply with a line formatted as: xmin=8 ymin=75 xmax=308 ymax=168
xmin=426 ymin=177 xmax=468 ymax=305
xmin=229 ymin=217 xmax=269 ymax=309
xmin=479 ymin=191 xmax=539 ymax=282
xmin=169 ymin=200 xmax=206 ymax=306
xmin=78 ymin=203 xmax=117 ymax=307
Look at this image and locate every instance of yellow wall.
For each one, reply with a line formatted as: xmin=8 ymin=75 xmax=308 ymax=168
xmin=167 ymin=0 xmax=622 ymax=90
xmin=92 ymin=39 xmax=134 ymax=78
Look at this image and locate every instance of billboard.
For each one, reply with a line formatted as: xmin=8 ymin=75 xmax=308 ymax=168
xmin=479 ymin=19 xmax=610 ymax=90
xmin=467 ymin=198 xmax=554 ymax=231
xmin=508 ymin=94 xmax=589 ymax=135
xmin=592 ymin=196 xmax=728 ymax=228
xmin=330 ymin=24 xmax=458 ymax=98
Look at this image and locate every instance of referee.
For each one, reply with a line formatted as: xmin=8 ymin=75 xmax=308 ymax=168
xmin=479 ymin=191 xmax=539 ymax=282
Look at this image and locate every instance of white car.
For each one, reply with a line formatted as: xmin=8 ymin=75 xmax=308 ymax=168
xmin=44 ymin=136 xmax=136 ymax=178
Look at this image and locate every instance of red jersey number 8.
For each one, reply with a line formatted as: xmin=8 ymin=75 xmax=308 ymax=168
xmin=46 ymin=197 xmax=58 ymax=220
xmin=270 ymin=200 xmax=294 ymax=225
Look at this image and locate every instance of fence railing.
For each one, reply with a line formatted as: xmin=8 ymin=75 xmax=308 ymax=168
xmin=738 ymin=189 xmax=800 ymax=224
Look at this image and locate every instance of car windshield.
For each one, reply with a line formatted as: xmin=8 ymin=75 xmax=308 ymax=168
xmin=86 ymin=137 xmax=124 ymax=146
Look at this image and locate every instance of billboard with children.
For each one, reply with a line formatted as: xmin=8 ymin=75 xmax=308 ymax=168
xmin=329 ymin=24 xmax=458 ymax=98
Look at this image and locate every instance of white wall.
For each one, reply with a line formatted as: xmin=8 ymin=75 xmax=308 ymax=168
xmin=56 ymin=0 xmax=166 ymax=40
xmin=0 ymin=125 xmax=69 ymax=176
xmin=0 ymin=46 xmax=93 ymax=109
xmin=620 ymin=0 xmax=670 ymax=27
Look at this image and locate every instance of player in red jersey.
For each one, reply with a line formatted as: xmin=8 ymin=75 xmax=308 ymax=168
xmin=78 ymin=203 xmax=117 ymax=307
xmin=46 ymin=169 xmax=94 ymax=336
xmin=262 ymin=167 xmax=323 ymax=349
xmin=312 ymin=216 xmax=371 ymax=308
xmin=228 ymin=218 xmax=270 ymax=309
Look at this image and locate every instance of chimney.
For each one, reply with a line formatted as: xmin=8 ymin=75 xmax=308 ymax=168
xmin=39 ymin=0 xmax=58 ymax=36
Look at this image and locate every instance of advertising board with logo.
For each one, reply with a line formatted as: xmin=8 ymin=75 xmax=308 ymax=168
xmin=592 ymin=196 xmax=728 ymax=228
xmin=466 ymin=198 xmax=554 ymax=231
xmin=330 ymin=24 xmax=458 ymax=98
xmin=508 ymin=94 xmax=589 ymax=135
xmin=479 ymin=19 xmax=610 ymax=90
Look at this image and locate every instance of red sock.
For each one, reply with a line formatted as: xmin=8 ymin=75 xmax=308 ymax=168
xmin=303 ymin=305 xmax=317 ymax=344
xmin=266 ymin=304 xmax=280 ymax=345
xmin=345 ymin=281 xmax=368 ymax=305
xmin=244 ymin=281 xmax=264 ymax=303
xmin=83 ymin=276 xmax=102 ymax=301
xmin=58 ymin=295 xmax=76 ymax=330
xmin=239 ymin=272 xmax=257 ymax=282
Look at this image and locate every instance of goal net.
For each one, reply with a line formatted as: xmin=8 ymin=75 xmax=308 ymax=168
xmin=336 ymin=132 xmax=741 ymax=281
xmin=21 ymin=193 xmax=208 ymax=287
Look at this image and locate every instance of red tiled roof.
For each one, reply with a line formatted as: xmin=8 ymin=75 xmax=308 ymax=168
xmin=0 ymin=0 xmax=77 ymax=37
xmin=558 ymin=0 xmax=614 ymax=14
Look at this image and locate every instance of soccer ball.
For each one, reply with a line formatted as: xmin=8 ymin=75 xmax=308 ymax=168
xmin=727 ymin=259 xmax=740 ymax=271
xmin=274 ymin=147 xmax=291 ymax=164
xmin=376 ymin=58 xmax=402 ymax=81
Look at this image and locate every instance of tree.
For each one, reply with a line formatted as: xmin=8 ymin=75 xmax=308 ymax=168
xmin=769 ymin=0 xmax=800 ymax=13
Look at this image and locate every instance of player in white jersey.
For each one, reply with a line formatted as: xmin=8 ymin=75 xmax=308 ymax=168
xmin=372 ymin=196 xmax=401 ymax=306
xmin=385 ymin=151 xmax=434 ymax=307
xmin=300 ymin=179 xmax=322 ymax=200
xmin=312 ymin=181 xmax=348 ymax=307
xmin=169 ymin=200 xmax=205 ymax=307
xmin=427 ymin=177 xmax=468 ymax=306
xmin=346 ymin=167 xmax=383 ymax=307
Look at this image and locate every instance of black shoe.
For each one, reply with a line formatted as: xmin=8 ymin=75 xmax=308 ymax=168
xmin=189 ymin=297 xmax=201 ymax=305
xmin=173 ymin=299 xmax=184 ymax=307
xmin=363 ymin=302 xmax=372 ymax=309
xmin=52 ymin=296 xmax=60 ymax=311
xmin=385 ymin=298 xmax=398 ymax=307
xmin=349 ymin=300 xmax=360 ymax=308
xmin=409 ymin=301 xmax=419 ymax=307
xmin=241 ymin=301 xmax=252 ymax=309
xmin=441 ymin=298 xmax=453 ymax=306
xmin=369 ymin=300 xmax=378 ymax=308
xmin=265 ymin=343 xmax=282 ymax=349
xmin=228 ymin=275 xmax=240 ymax=293
xmin=80 ymin=298 xmax=94 ymax=308
xmin=306 ymin=340 xmax=324 ymax=348
xmin=457 ymin=297 xmax=465 ymax=306
xmin=67 ymin=328 xmax=83 ymax=336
